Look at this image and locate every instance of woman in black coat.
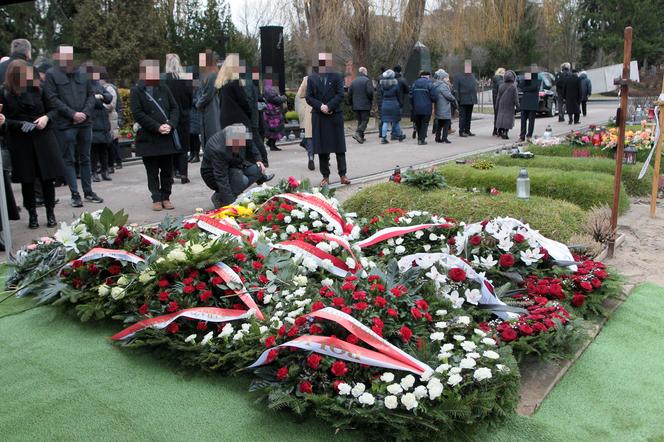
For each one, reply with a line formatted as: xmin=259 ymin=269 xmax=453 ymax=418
xmin=90 ymin=72 xmax=113 ymax=182
xmin=561 ymin=71 xmax=582 ymax=124
xmin=491 ymin=68 xmax=505 ymax=136
xmin=165 ymin=54 xmax=192 ymax=184
xmin=215 ymin=56 xmax=253 ymax=132
xmin=0 ymin=59 xmax=64 ymax=229
xmin=130 ymin=60 xmax=180 ymax=211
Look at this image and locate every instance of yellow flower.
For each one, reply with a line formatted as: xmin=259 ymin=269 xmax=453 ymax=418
xmin=210 ymin=204 xmax=253 ymax=219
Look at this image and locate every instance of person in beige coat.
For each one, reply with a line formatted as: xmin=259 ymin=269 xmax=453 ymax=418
xmin=295 ymin=76 xmax=314 ymax=170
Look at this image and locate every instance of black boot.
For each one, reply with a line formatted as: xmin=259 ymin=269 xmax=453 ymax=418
xmin=28 ymin=208 xmax=39 ymax=229
xmin=46 ymin=207 xmax=57 ymax=228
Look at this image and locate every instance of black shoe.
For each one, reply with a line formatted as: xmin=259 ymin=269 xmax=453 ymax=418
xmin=459 ymin=132 xmax=468 ymax=137
xmin=412 ymin=130 xmax=417 ymax=139
xmin=84 ymin=192 xmax=104 ymax=203
xmin=71 ymin=192 xmax=83 ymax=208
xmin=502 ymin=135 xmax=509 ymax=140
xmin=190 ymin=156 xmax=200 ymax=163
xmin=352 ymin=133 xmax=364 ymax=144
xmin=398 ymin=135 xmax=406 ymax=142
xmin=308 ymin=158 xmax=315 ymax=170
xmin=263 ymin=161 xmax=269 ymax=168
xmin=558 ymin=118 xmax=565 ymax=122
xmin=102 ymin=173 xmax=112 ymax=181
xmin=116 ymin=163 xmax=123 ymax=169
xmin=108 ymin=167 xmax=115 ymax=174
xmin=92 ymin=173 xmax=101 ymax=182
xmin=256 ymin=173 xmax=275 ymax=185
xmin=46 ymin=208 xmax=56 ymax=228
xmin=418 ymin=140 xmax=428 ymax=145
xmin=181 ymin=177 xmax=190 ymax=184
xmin=28 ymin=209 xmax=39 ymax=229
xmin=174 ymin=171 xmax=181 ymax=179
xmin=442 ymin=138 xmax=451 ymax=143
xmin=435 ymin=137 xmax=442 ymax=143
xmin=467 ymin=131 xmax=476 ymax=136
xmin=270 ymin=145 xmax=282 ymax=151
xmin=518 ymin=136 xmax=525 ymax=142
xmin=492 ymin=128 xmax=498 ymax=136
xmin=35 ymin=197 xmax=45 ymax=207
xmin=54 ymin=198 xmax=60 ymax=206
xmin=381 ymin=138 xmax=389 ymax=144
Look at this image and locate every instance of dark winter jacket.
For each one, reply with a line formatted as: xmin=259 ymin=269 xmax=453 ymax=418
xmin=165 ymin=73 xmax=193 ymax=151
xmin=348 ymin=73 xmax=373 ymax=111
xmin=129 ymin=82 xmax=180 ymax=157
xmin=190 ymin=89 xmax=201 ymax=135
xmin=43 ymin=65 xmax=96 ymax=129
xmin=495 ymin=71 xmax=519 ymax=130
xmin=453 ymin=73 xmax=478 ymax=105
xmin=518 ymin=74 xmax=541 ymax=112
xmin=219 ymin=79 xmax=252 ymax=129
xmin=196 ymin=70 xmax=221 ymax=147
xmin=579 ymin=73 xmax=592 ymax=101
xmin=491 ymin=74 xmax=504 ymax=110
xmin=410 ymin=76 xmax=434 ymax=117
xmin=560 ymin=73 xmax=582 ymax=114
xmin=91 ymin=81 xmax=113 ymax=144
xmin=305 ymin=72 xmax=346 ymax=154
xmin=380 ymin=77 xmax=402 ymax=123
xmin=244 ymin=81 xmax=262 ymax=129
xmin=0 ymin=86 xmax=65 ymax=183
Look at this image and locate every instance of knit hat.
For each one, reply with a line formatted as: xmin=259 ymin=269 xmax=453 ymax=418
xmin=434 ymin=69 xmax=449 ymax=80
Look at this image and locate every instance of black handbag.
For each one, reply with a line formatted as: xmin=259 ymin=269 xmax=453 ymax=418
xmin=143 ymin=89 xmax=183 ymax=152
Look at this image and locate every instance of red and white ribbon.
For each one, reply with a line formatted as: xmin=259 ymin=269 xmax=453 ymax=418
xmin=248 ymin=307 xmax=431 ymax=375
xmin=67 ymin=247 xmax=145 ymax=266
xmin=273 ymin=240 xmax=350 ymax=278
xmin=356 ymin=223 xmax=451 ymax=249
xmin=111 ymin=307 xmax=253 ymax=341
xmin=306 ymin=232 xmax=362 ymax=272
xmin=264 ymin=193 xmax=352 ymax=236
xmin=140 ymin=233 xmax=164 ymax=247
xmin=193 ymin=215 xmax=245 ymax=238
xmin=208 ymin=261 xmax=265 ymax=320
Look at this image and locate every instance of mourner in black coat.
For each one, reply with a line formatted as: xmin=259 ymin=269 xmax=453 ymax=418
xmin=0 ymin=66 xmax=65 ymax=228
xmin=165 ymin=71 xmax=193 ymax=182
xmin=560 ymin=70 xmax=582 ymax=124
xmin=305 ymin=62 xmax=350 ymax=187
xmin=130 ymin=76 xmax=180 ymax=210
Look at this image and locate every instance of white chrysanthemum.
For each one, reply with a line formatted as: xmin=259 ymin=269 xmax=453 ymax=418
xmin=429 ymin=233 xmax=438 ymax=241
xmin=351 ymin=383 xmax=366 ymax=397
xmin=293 ymin=275 xmax=308 ymax=286
xmin=414 ymin=230 xmax=424 ymax=239
xmin=321 ymin=278 xmax=333 ymax=287
xmin=474 ymin=328 xmax=487 ymax=337
xmin=394 ymin=245 xmax=406 ymax=254
xmin=283 ymin=215 xmax=292 ymax=223
xmin=449 ymin=367 xmax=462 ymax=375
xmin=312 ymin=220 xmax=324 ymax=228
xmin=298 ymin=225 xmax=309 ymax=233
xmin=166 ymin=248 xmax=187 ymax=262
xmin=466 ymin=352 xmax=481 ymax=359
xmin=473 ymin=367 xmax=492 ymax=381
xmin=190 ymin=243 xmax=206 ymax=255
xmin=400 ymin=392 xmax=418 ymax=411
xmin=386 ymin=383 xmax=403 ymax=395
xmin=302 ymin=257 xmax=318 ymax=272
xmin=286 ymin=225 xmax=297 ymax=234
xmin=358 ymin=392 xmax=375 ymax=405
xmin=384 ymin=395 xmax=398 ymax=409
xmin=400 ymin=375 xmax=415 ymax=390
xmin=461 ymin=341 xmax=477 ymax=352
xmin=423 ymin=244 xmax=431 ymax=252
xmin=380 ymin=372 xmax=395 ymax=383
xmin=441 ymin=343 xmax=455 ymax=352
xmin=338 ymin=383 xmax=351 ymax=395
xmin=447 ymin=373 xmax=463 ymax=386
xmin=345 ymin=257 xmax=356 ymax=269
xmin=316 ymin=242 xmax=332 ymax=252
xmin=435 ymin=309 xmax=448 ymax=316
xmin=496 ymin=364 xmax=510 ymax=373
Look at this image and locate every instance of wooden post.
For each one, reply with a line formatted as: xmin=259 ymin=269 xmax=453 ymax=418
xmin=650 ymin=77 xmax=664 ymax=217
xmin=607 ymin=27 xmax=633 ymax=259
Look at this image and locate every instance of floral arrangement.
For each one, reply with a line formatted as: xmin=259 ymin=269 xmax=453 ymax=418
xmin=5 ymin=178 xmax=621 ymax=440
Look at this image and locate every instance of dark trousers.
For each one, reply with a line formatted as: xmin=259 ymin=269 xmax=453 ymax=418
xmin=252 ymin=127 xmax=268 ymax=163
xmin=355 ymin=110 xmax=370 ymax=137
xmin=319 ymin=153 xmax=347 ymax=178
xmin=520 ymin=111 xmax=536 ymax=139
xmin=173 ymin=152 xmax=188 ymax=177
xmin=201 ymin=164 xmax=261 ymax=204
xmin=142 ymin=154 xmax=174 ymax=203
xmin=435 ymin=119 xmax=451 ymax=141
xmin=459 ymin=105 xmax=474 ymax=133
xmin=581 ymin=100 xmax=588 ymax=116
xmin=22 ymin=180 xmax=55 ymax=210
xmin=568 ymin=110 xmax=580 ymax=124
xmin=91 ymin=142 xmax=109 ymax=174
xmin=413 ymin=115 xmax=430 ymax=141
xmin=111 ymin=138 xmax=123 ymax=165
xmin=57 ymin=125 xmax=92 ymax=195
xmin=189 ymin=133 xmax=201 ymax=158
xmin=557 ymin=96 xmax=566 ymax=121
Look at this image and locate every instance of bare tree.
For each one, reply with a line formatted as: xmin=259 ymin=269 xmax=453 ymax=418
xmin=387 ymin=0 xmax=426 ymax=66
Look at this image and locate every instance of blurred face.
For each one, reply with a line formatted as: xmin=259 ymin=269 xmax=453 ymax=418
xmin=55 ymin=46 xmax=74 ymax=67
xmin=139 ymin=60 xmax=160 ymax=82
xmin=464 ymin=60 xmax=472 ymax=74
xmin=318 ymin=53 xmax=333 ymax=74
xmin=224 ymin=125 xmax=251 ymax=153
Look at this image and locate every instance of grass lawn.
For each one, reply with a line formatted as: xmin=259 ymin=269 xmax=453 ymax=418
xmin=1 ymin=280 xmax=662 ymax=441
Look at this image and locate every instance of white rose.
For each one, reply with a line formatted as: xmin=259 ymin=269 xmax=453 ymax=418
xmin=190 ymin=243 xmax=205 ymax=255
xmin=429 ymin=233 xmax=438 ymax=241
xmin=321 ymin=278 xmax=333 ymax=287
xmin=110 ymin=286 xmax=125 ymax=300
xmin=447 ymin=373 xmax=463 ymax=386
xmin=430 ymin=332 xmax=445 ymax=341
xmin=386 ymin=383 xmax=403 ymax=395
xmin=427 ymin=378 xmax=444 ymax=400
xmin=345 ymin=257 xmax=356 ymax=269
xmin=395 ymin=245 xmax=406 ymax=254
xmin=298 ymin=225 xmax=309 ymax=233
xmin=201 ymin=331 xmax=214 ymax=345
xmin=167 ymin=248 xmax=187 ymax=262
xmin=473 ymin=367 xmax=492 ymax=381
xmin=387 ymin=238 xmax=395 ymax=246
xmin=413 ymin=385 xmax=428 ymax=399
xmin=384 ymin=395 xmax=398 ymax=409
xmin=108 ymin=226 xmax=119 ymax=238
xmin=293 ymin=275 xmax=308 ymax=286
xmin=316 ymin=242 xmax=332 ymax=252
xmin=338 ymin=383 xmax=352 ymax=395
xmin=482 ymin=337 xmax=497 ymax=347
xmin=435 ymin=321 xmax=448 ymax=329
xmin=456 ymin=316 xmax=471 ymax=325
xmin=380 ymin=372 xmax=395 ymax=383
xmin=400 ymin=392 xmax=418 ymax=411
xmin=435 ymin=363 xmax=451 ymax=373
xmin=97 ymin=284 xmax=110 ymax=296
xmin=358 ymin=392 xmax=375 ymax=406
xmin=453 ymin=335 xmax=466 ymax=342
xmin=351 ymin=383 xmax=366 ymax=397
xmin=284 ymin=215 xmax=292 ymax=223
xmin=449 ymin=367 xmax=462 ymax=375
xmin=286 ymin=225 xmax=297 ymax=234
xmin=461 ymin=341 xmax=477 ymax=352
xmin=138 ymin=270 xmax=155 ymax=284
xmin=423 ymin=244 xmax=431 ymax=252
xmin=400 ymin=375 xmax=415 ymax=390
xmin=117 ymin=276 xmax=129 ymax=286
xmin=483 ymin=350 xmax=500 ymax=360
xmin=414 ymin=230 xmax=424 ymax=239
xmin=474 ymin=328 xmax=487 ymax=337
xmin=496 ymin=364 xmax=510 ymax=373
xmin=466 ymin=352 xmax=481 ymax=359
xmin=435 ymin=309 xmax=448 ymax=316
xmin=459 ymin=358 xmax=477 ymax=369
xmin=218 ymin=323 xmax=234 ymax=338
xmin=312 ymin=220 xmax=323 ymax=228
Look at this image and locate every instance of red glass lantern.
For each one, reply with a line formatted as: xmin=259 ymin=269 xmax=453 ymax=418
xmin=648 ymin=108 xmax=655 ymax=121
xmin=592 ymin=129 xmax=602 ymax=146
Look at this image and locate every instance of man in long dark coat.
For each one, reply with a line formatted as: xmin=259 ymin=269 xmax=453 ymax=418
xmin=305 ymin=53 xmax=350 ymax=187
xmin=561 ymin=68 xmax=582 ymax=125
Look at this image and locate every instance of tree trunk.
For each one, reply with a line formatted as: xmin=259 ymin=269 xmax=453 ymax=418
xmin=346 ymin=0 xmax=370 ymax=68
xmin=388 ymin=0 xmax=426 ymax=67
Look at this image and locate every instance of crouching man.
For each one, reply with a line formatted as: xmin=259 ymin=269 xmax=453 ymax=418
xmin=201 ymin=123 xmax=274 ymax=208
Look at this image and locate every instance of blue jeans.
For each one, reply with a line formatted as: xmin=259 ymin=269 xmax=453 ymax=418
xmin=58 ymin=125 xmax=93 ymax=195
xmin=304 ymin=137 xmax=314 ymax=160
xmin=381 ymin=121 xmax=402 ymax=138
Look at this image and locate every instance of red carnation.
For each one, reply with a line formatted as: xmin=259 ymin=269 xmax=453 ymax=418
xmin=500 ymin=327 xmax=518 ymax=341
xmin=499 ymin=253 xmax=515 ymax=268
xmin=287 ymin=176 xmax=300 ymax=188
xmin=332 ymin=297 xmax=346 ymax=307
xmin=374 ymin=296 xmax=387 ymax=308
xmin=399 ymin=325 xmax=413 ymax=342
xmin=470 ymin=235 xmax=482 ymax=246
xmin=341 ymin=307 xmax=353 ymax=314
xmin=211 ymin=276 xmax=223 ymax=285
xmin=108 ymin=265 xmax=122 ymax=275
xmin=276 ymin=366 xmax=289 ymax=380
xmin=579 ymin=281 xmax=593 ymax=291
xmin=518 ymin=324 xmax=534 ymax=335
xmin=234 ymin=253 xmax=247 ymax=262
xmin=309 ymin=324 xmax=323 ymax=335
xmin=346 ymin=334 xmax=359 ymax=344
xmin=72 ymin=260 xmax=84 ymax=269
xmin=166 ymin=301 xmax=179 ymax=312
xmin=415 ymin=299 xmax=429 ymax=311
xmin=158 ymin=291 xmax=169 ymax=302
xmin=266 ymin=348 xmax=279 ymax=363
xmin=367 ymin=275 xmax=381 ymax=283
xmin=166 ymin=322 xmax=179 ymax=334
xmin=158 ymin=279 xmax=170 ymax=288
xmin=306 ymin=354 xmax=322 ymax=370
xmin=331 ymin=360 xmax=348 ymax=377
xmin=199 ymin=290 xmax=213 ymax=302
xmin=411 ymin=307 xmax=423 ymax=320
xmin=299 ymin=381 xmax=313 ymax=394
xmin=311 ymin=301 xmax=325 ymax=311
xmin=387 ymin=308 xmax=398 ymax=317
xmin=183 ymin=277 xmax=194 ymax=285
xmin=513 ymin=233 xmax=526 ymax=243
xmin=265 ymin=335 xmax=276 ymax=347
xmin=448 ymin=268 xmax=467 ymax=282
xmin=195 ymin=282 xmax=207 ymax=290
xmin=571 ymin=293 xmax=586 ymax=307
xmin=352 ymin=291 xmax=367 ymax=301
xmin=138 ymin=303 xmax=149 ymax=315
xmin=447 ymin=237 xmax=456 ymax=245
xmin=353 ymin=302 xmax=368 ymax=311
xmin=183 ymin=285 xmax=195 ymax=294
xmin=196 ymin=321 xmax=208 ymax=331
xmin=251 ymin=261 xmax=264 ymax=270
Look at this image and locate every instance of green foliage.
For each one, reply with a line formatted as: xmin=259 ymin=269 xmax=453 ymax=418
xmin=343 ymin=182 xmax=586 ymax=242
xmin=471 ymin=160 xmax=495 ymax=170
xmin=438 ymin=163 xmax=629 ymax=213
xmin=490 ymin=155 xmax=653 ymax=196
xmin=284 ymin=110 xmax=299 ymax=122
xmin=402 ymin=168 xmax=447 ymax=191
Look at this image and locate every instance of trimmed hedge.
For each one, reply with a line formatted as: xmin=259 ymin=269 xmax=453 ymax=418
xmin=489 ymin=155 xmax=652 ymax=196
xmin=438 ymin=164 xmax=629 ymax=213
xmin=528 ymin=143 xmax=652 ymax=163
xmin=343 ymin=183 xmax=586 ymax=242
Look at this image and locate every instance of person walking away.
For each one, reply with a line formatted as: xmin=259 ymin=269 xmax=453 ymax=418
xmin=129 ymin=59 xmax=180 ymax=211
xmin=99 ymin=71 xmax=120 ymax=174
xmin=348 ymin=66 xmax=373 ymax=143
xmin=189 ymin=87 xmax=201 ymax=163
xmin=263 ymin=86 xmax=287 ymax=152
xmin=201 ymin=124 xmax=271 ymax=208
xmin=432 ymin=69 xmax=456 ymax=143
xmin=379 ymin=69 xmax=405 ymax=144
xmin=394 ymin=65 xmax=411 ymax=139
xmin=0 ymin=59 xmax=65 ymax=228
xmin=44 ymin=45 xmax=103 ymax=207
xmin=375 ymin=66 xmax=387 ymax=140
xmin=518 ymin=70 xmax=541 ymax=142
xmin=295 ymin=75 xmax=315 ymax=170
xmin=410 ymin=71 xmax=434 ymax=145
xmin=491 ymin=67 xmax=505 ymax=136
xmin=495 ymin=70 xmax=519 ymax=140
xmin=244 ymin=69 xmax=269 ymax=166
xmin=561 ymin=68 xmax=582 ymax=124
xmin=306 ymin=53 xmax=350 ymax=187
xmin=195 ymin=50 xmax=220 ymax=151
xmin=555 ymin=63 xmax=571 ymax=122
xmin=453 ymin=64 xmax=478 ymax=137
xmin=164 ymin=53 xmax=192 ymax=184
xmin=579 ymin=71 xmax=592 ymax=117
xmin=89 ymin=66 xmax=113 ymax=182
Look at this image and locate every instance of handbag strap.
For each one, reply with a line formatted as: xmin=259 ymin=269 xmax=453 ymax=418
xmin=143 ymin=88 xmax=170 ymax=122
